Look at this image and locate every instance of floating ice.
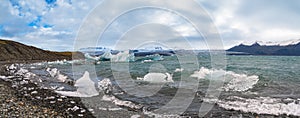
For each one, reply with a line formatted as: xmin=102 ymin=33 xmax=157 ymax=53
xmin=191 ymin=67 xmax=259 ymax=92
xmin=206 ymin=96 xmax=300 ymax=116
xmin=84 ymin=50 xmax=135 ymax=62
xmin=84 ymin=53 xmax=101 ymax=61
xmin=142 ymin=59 xmax=153 ymax=63
xmin=137 ymin=73 xmax=173 ymax=83
xmin=174 ymin=68 xmax=184 ymax=72
xmin=47 ymin=59 xmax=68 ymax=65
xmin=110 ymin=50 xmax=135 ymax=62
xmin=55 ymin=71 xmax=99 ymax=97
xmin=223 ymin=72 xmax=259 ymax=92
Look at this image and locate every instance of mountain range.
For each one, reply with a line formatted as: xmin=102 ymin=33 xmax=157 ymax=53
xmin=227 ymin=40 xmax=300 ymax=56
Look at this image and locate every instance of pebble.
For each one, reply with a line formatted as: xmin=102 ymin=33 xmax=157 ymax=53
xmin=69 ymin=106 xmax=80 ymax=111
xmin=31 ymin=91 xmax=38 ymax=94
xmin=57 ymin=98 xmax=63 ymax=102
xmin=47 ymin=96 xmax=55 ymax=99
xmin=80 ymin=109 xmax=86 ymax=113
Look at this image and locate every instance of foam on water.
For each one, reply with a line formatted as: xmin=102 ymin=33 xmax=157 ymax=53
xmin=191 ymin=67 xmax=259 ymax=92
xmin=204 ymin=96 xmax=300 ymax=116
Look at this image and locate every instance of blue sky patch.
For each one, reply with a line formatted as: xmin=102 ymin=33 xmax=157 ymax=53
xmin=43 ymin=24 xmax=53 ymax=28
xmin=28 ymin=16 xmax=42 ymax=27
xmin=0 ymin=25 xmax=3 ymax=35
xmin=45 ymin=0 xmax=57 ymax=5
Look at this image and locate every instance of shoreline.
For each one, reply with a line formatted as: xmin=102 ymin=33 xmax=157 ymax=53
xmin=0 ymin=61 xmax=96 ymax=117
xmin=1 ymin=61 xmax=299 ymax=118
xmin=0 ymin=62 xmax=145 ymax=118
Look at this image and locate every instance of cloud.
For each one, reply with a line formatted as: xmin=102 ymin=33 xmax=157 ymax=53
xmin=199 ymin=0 xmax=300 ymax=48
xmin=1 ymin=0 xmax=300 ymax=51
xmin=0 ymin=0 xmax=100 ymax=51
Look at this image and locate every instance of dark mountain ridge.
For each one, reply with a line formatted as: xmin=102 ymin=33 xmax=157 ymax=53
xmin=0 ymin=39 xmax=84 ymax=61
xmin=227 ymin=42 xmax=300 ymax=56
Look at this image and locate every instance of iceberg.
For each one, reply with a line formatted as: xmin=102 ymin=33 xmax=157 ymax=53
xmin=136 ymin=54 xmax=164 ymax=62
xmin=83 ymin=49 xmax=135 ymax=62
xmin=110 ymin=50 xmax=135 ymax=62
xmin=130 ymin=47 xmax=175 ymax=57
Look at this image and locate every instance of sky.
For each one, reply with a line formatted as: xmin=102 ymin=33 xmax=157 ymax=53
xmin=0 ymin=0 xmax=300 ymax=51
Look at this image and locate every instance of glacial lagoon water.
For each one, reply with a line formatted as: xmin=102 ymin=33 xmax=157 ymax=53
xmin=14 ymin=51 xmax=300 ymax=117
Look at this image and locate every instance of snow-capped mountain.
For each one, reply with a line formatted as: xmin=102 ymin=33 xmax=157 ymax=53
xmin=227 ymin=39 xmax=300 ymax=56
xmin=243 ymin=39 xmax=300 ymax=46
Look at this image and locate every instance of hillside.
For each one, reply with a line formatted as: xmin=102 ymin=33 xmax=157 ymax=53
xmin=0 ymin=39 xmax=84 ymax=61
xmin=227 ymin=42 xmax=300 ymax=56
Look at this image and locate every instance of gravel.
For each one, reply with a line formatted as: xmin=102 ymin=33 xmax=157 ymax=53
xmin=0 ymin=81 xmax=66 ymax=117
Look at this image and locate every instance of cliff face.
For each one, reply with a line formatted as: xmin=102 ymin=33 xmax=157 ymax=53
xmin=0 ymin=39 xmax=84 ymax=61
xmin=227 ymin=42 xmax=300 ymax=56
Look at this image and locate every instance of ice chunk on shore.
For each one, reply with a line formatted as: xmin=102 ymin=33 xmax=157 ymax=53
xmin=137 ymin=73 xmax=173 ymax=83
xmin=8 ymin=64 xmax=17 ymax=70
xmin=46 ymin=68 xmax=68 ymax=82
xmin=102 ymin=95 xmax=143 ymax=110
xmin=55 ymin=71 xmax=98 ymax=97
xmin=98 ymin=78 xmax=112 ymax=94
xmin=191 ymin=67 xmax=259 ymax=92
